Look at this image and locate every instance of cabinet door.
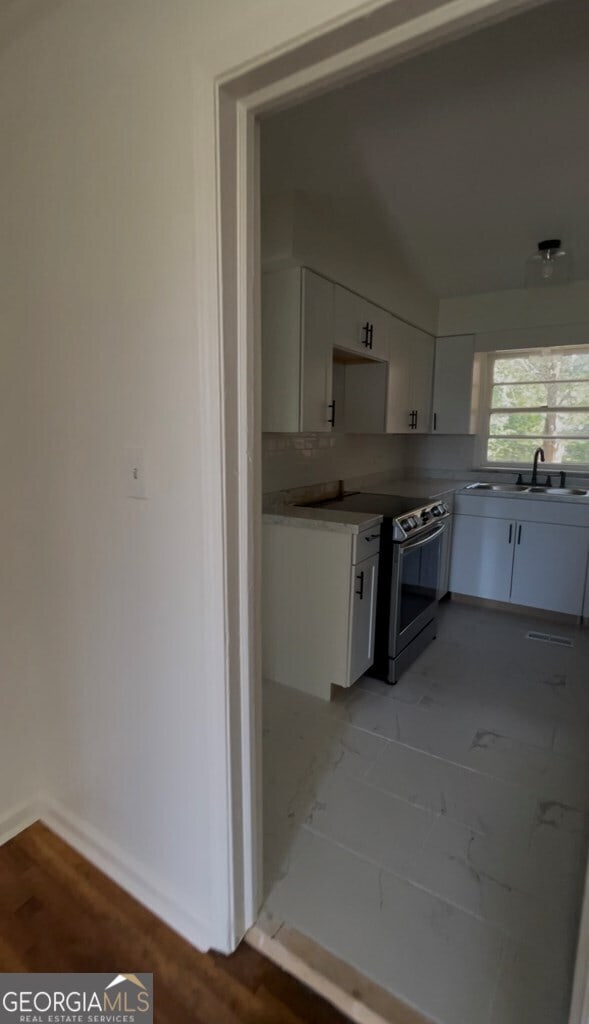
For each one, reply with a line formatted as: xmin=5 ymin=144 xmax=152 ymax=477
xmin=300 ymin=270 xmax=334 ymax=432
xmin=386 ymin=317 xmax=414 ymax=433
xmin=408 ymin=324 xmax=435 ymax=434
xmin=432 ymin=335 xmax=475 ymax=434
xmin=449 ymin=514 xmax=515 ymax=602
xmin=511 ymin=522 xmax=589 ymax=615
xmin=348 ymin=553 xmax=379 ymax=684
xmin=437 ymin=514 xmax=453 ymax=600
xmin=334 ymin=285 xmax=390 ymax=358
xmin=261 ymin=267 xmax=302 ymax=432
xmin=366 ymin=302 xmax=392 ymax=359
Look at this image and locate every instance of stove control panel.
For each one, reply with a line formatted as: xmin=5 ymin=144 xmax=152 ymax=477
xmin=393 ymin=501 xmax=450 ymax=541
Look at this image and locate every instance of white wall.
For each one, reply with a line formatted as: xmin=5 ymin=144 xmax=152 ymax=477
xmin=0 ymin=0 xmax=376 ymax=951
xmin=262 ymin=190 xmax=438 ymax=333
xmin=404 ymin=434 xmax=477 ymax=475
xmin=438 ymin=280 xmax=589 ymax=335
xmin=0 ymin=129 xmax=42 ymax=824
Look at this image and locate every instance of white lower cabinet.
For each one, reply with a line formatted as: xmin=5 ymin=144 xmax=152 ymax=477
xmin=263 ymin=520 xmax=381 ymax=700
xmin=349 ymin=553 xmax=379 ymax=684
xmin=511 ymin=521 xmax=589 ymax=616
xmin=437 ymin=513 xmax=454 ymax=600
xmin=450 ymin=514 xmax=514 ymax=603
xmin=450 ymin=511 xmax=589 ymax=616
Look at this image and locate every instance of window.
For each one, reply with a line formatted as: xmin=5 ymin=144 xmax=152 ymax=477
xmin=482 ymin=346 xmax=589 ymax=467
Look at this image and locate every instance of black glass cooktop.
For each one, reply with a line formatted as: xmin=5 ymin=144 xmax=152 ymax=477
xmin=304 ymin=492 xmax=417 ymax=519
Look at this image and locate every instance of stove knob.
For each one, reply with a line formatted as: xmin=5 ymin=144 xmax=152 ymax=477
xmin=432 ymin=505 xmax=441 ymax=516
xmin=421 ymin=510 xmax=431 ymax=522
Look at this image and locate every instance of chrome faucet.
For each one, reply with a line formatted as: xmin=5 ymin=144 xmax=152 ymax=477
xmin=530 ymin=446 xmax=545 ymax=485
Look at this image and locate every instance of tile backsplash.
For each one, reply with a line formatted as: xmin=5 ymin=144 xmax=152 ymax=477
xmin=263 ymin=431 xmax=589 ymax=493
xmin=262 ymin=432 xmax=405 ymax=493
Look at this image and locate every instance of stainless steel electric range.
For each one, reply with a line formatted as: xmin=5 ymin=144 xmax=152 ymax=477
xmin=305 ymin=492 xmax=451 ymax=683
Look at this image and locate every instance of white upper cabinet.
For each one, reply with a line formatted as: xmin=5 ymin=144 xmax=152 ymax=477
xmin=262 ymin=267 xmax=334 ymax=432
xmin=301 ymin=270 xmax=335 ymax=432
xmin=386 ymin=318 xmax=434 ymax=433
xmin=408 ymin=324 xmax=435 ymax=434
xmin=386 ymin=318 xmax=413 ymax=433
xmin=333 ymin=284 xmax=391 ymax=358
xmin=262 ymin=267 xmax=434 ymax=436
xmin=432 ymin=334 xmax=476 ymax=434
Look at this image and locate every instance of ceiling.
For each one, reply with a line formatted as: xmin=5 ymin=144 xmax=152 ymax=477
xmin=261 ymin=0 xmax=589 ymax=299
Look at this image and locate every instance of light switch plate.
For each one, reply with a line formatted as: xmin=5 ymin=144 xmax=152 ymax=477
xmin=125 ymin=447 xmax=147 ymax=499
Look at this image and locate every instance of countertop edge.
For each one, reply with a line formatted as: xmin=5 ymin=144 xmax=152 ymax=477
xmin=262 ymin=509 xmax=384 ymax=534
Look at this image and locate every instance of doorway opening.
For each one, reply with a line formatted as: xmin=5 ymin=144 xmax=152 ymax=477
xmin=216 ymin=1 xmax=589 ymax=1022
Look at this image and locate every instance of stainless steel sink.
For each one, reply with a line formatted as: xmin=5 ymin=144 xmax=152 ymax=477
xmin=466 ymin=483 xmax=588 ymax=497
xmin=546 ymin=487 xmax=588 ymax=496
xmin=467 ymin=483 xmax=530 ymax=492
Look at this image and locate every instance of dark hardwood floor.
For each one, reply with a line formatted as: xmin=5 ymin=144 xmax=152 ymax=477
xmin=0 ymin=822 xmax=349 ymax=1023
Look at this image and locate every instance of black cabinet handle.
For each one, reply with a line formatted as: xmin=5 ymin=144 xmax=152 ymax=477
xmin=508 ymin=524 xmax=513 ymax=544
xmin=355 ymin=571 xmax=365 ymax=599
xmin=368 ymin=323 xmax=374 ymax=349
xmin=362 ymin=321 xmax=371 ymax=347
xmin=414 ymin=409 xmax=419 ymax=430
xmin=517 ymin=524 xmax=522 ymax=545
xmin=328 ymin=400 xmax=336 ymax=427
xmin=364 ymin=533 xmax=380 ymax=542
xmin=409 ymin=410 xmax=416 ymax=429
xmin=433 ymin=412 xmax=437 ymax=431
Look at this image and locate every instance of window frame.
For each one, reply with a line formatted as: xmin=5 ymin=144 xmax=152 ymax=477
xmin=478 ymin=345 xmax=589 ymax=471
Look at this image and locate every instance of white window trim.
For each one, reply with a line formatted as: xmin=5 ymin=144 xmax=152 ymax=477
xmin=477 ymin=345 xmax=589 ymax=472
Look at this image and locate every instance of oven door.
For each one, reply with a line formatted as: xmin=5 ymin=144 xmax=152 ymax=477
xmin=390 ymin=521 xmax=446 ymax=656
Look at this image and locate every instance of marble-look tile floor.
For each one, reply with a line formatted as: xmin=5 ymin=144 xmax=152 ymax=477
xmin=261 ymin=602 xmax=589 ymax=1024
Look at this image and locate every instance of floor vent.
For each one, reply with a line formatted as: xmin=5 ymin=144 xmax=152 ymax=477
xmin=526 ymin=630 xmax=574 ymax=647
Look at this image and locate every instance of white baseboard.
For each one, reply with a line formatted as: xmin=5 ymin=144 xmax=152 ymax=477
xmin=0 ymin=799 xmax=42 ymax=845
xmin=38 ymin=797 xmax=213 ymax=952
xmin=0 ymin=794 xmax=213 ymax=953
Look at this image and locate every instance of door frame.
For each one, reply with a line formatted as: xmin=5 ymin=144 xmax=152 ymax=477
xmin=213 ymin=4 xmax=589 ymax=1020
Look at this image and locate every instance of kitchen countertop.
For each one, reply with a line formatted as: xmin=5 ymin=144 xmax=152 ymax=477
xmin=263 ymin=507 xmax=383 ymax=535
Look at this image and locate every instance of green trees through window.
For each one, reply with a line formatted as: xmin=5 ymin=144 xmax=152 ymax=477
xmin=486 ymin=348 xmax=589 ymax=466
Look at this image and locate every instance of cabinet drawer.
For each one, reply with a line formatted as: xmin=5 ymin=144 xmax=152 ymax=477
xmin=353 ymin=526 xmax=381 ymax=563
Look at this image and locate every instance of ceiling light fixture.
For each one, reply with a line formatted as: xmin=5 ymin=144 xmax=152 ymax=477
xmin=525 ymin=238 xmax=572 ymax=287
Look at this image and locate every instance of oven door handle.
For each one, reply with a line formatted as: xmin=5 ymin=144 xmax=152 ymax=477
xmin=401 ymin=522 xmax=446 ymax=552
